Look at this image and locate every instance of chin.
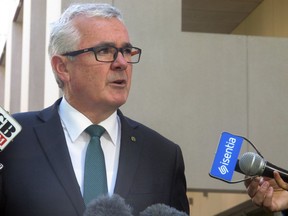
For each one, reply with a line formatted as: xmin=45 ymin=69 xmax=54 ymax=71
xmin=110 ymin=98 xmax=127 ymax=108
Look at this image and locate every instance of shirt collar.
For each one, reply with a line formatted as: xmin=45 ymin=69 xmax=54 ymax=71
xmin=58 ymin=97 xmax=119 ymax=145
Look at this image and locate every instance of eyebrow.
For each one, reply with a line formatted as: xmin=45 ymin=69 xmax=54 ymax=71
xmin=94 ymin=42 xmax=133 ymax=48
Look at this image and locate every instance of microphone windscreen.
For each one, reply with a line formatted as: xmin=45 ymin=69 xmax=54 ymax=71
xmin=238 ymin=152 xmax=265 ymax=176
xmin=139 ymin=203 xmax=188 ymax=216
xmin=83 ymin=194 xmax=133 ymax=216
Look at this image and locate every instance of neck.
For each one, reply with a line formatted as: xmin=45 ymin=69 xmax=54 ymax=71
xmin=63 ymin=96 xmax=117 ymax=124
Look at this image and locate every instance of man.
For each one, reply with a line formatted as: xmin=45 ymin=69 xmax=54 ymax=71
xmin=0 ymin=3 xmax=189 ymax=216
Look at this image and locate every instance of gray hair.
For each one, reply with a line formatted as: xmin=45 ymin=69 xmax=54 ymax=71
xmin=48 ymin=3 xmax=123 ymax=88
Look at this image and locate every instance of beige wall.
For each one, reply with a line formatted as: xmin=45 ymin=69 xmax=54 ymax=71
xmin=233 ymin=0 xmax=288 ymax=37
xmin=117 ymin=0 xmax=288 ymax=191
xmin=1 ymin=0 xmax=288 ymax=215
xmin=187 ymin=191 xmax=249 ymax=216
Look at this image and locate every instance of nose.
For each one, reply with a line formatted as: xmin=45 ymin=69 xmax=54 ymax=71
xmin=111 ymin=51 xmax=128 ymax=70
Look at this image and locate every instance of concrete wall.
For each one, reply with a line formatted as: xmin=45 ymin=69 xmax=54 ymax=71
xmin=117 ymin=0 xmax=288 ymax=191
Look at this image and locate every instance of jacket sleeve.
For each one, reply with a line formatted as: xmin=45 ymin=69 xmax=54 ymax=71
xmin=170 ymin=145 xmax=190 ymax=214
xmin=0 ymin=162 xmax=5 ymax=214
xmin=282 ymin=209 xmax=288 ymax=216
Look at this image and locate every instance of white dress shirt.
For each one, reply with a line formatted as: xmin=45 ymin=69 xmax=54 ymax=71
xmin=58 ymin=97 xmax=121 ymax=196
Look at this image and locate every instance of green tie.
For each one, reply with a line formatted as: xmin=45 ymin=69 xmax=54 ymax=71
xmin=83 ymin=125 xmax=107 ymax=205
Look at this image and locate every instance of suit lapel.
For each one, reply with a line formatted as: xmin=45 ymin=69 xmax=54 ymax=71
xmin=34 ymin=99 xmax=85 ymax=215
xmin=114 ymin=111 xmax=142 ymax=198
xmin=32 ymin=101 xmax=141 ymax=210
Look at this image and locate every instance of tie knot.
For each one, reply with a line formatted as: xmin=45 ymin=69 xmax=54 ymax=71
xmin=85 ymin=125 xmax=105 ymax=138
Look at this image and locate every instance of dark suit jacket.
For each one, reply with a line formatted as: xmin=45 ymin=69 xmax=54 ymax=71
xmin=0 ymin=98 xmax=189 ymax=216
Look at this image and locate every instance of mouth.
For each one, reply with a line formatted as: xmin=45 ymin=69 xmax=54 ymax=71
xmin=110 ymin=79 xmax=127 ymax=87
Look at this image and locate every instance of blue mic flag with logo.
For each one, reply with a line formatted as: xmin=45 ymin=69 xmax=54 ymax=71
xmin=209 ymin=132 xmax=243 ymax=182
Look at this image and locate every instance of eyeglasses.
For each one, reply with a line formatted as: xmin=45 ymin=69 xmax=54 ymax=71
xmin=61 ymin=45 xmax=142 ymax=64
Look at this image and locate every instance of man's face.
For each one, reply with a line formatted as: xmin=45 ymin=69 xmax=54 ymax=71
xmin=62 ymin=16 xmax=132 ymax=115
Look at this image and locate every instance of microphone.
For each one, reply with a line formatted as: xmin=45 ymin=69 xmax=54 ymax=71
xmin=83 ymin=194 xmax=133 ymax=216
xmin=139 ymin=203 xmax=188 ymax=216
xmin=236 ymin=152 xmax=288 ymax=182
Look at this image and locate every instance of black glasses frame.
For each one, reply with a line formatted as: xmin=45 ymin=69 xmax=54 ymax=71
xmin=61 ymin=45 xmax=142 ymax=64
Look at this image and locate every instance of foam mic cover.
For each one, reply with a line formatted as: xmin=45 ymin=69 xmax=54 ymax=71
xmin=83 ymin=194 xmax=133 ymax=216
xmin=139 ymin=203 xmax=188 ymax=216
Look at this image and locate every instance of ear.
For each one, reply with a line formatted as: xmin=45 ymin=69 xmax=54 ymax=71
xmin=51 ymin=55 xmax=70 ymax=83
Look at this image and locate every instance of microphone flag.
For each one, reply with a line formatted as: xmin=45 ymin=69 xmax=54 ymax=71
xmin=209 ymin=132 xmax=243 ymax=182
xmin=0 ymin=106 xmax=22 ymax=151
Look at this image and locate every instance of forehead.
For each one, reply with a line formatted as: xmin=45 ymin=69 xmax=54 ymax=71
xmin=73 ymin=16 xmax=130 ymax=47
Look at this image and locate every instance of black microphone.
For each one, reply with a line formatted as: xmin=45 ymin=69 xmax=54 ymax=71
xmin=235 ymin=152 xmax=288 ymax=182
xmin=83 ymin=194 xmax=133 ymax=216
xmin=139 ymin=203 xmax=188 ymax=216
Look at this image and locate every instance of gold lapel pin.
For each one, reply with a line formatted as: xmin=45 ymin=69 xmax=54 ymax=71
xmin=130 ymin=136 xmax=136 ymax=142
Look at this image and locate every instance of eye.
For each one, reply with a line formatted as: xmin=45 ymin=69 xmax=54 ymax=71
xmin=96 ymin=47 xmax=111 ymax=55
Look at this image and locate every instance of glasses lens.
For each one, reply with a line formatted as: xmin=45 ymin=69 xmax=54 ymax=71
xmin=95 ymin=46 xmax=116 ymax=62
xmin=94 ymin=46 xmax=141 ymax=63
xmin=125 ymin=47 xmax=141 ymax=63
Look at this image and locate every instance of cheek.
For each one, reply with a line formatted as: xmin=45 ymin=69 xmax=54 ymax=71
xmin=84 ymin=74 xmax=104 ymax=90
xmin=67 ymin=70 xmax=97 ymax=94
xmin=73 ymin=64 xmax=107 ymax=86
xmin=127 ymin=70 xmax=133 ymax=87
